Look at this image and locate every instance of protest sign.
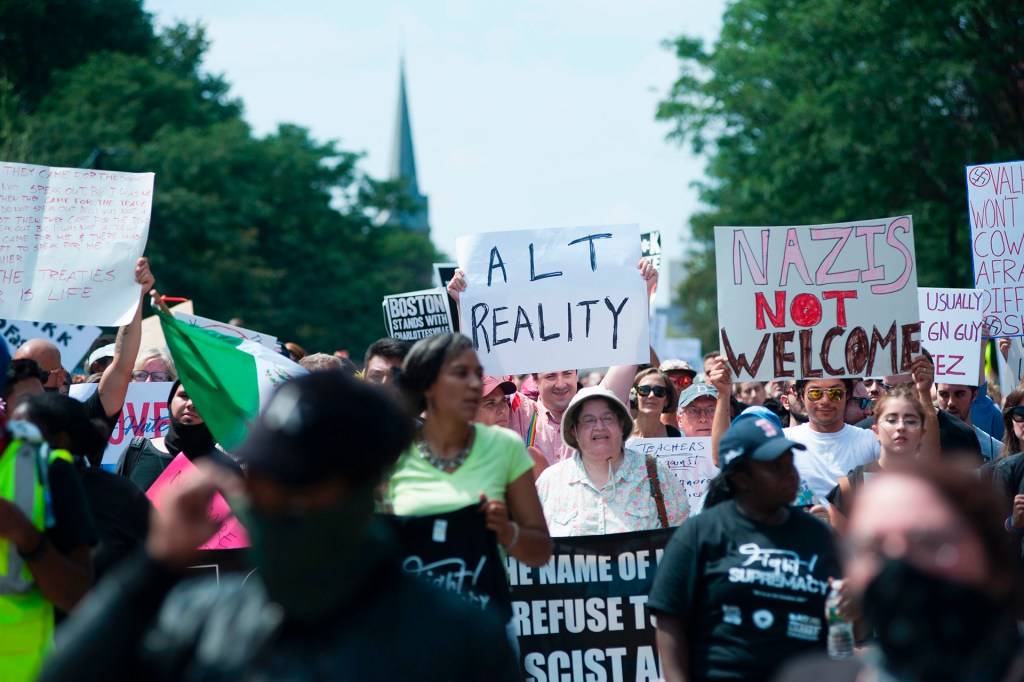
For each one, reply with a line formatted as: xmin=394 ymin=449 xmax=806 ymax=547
xmin=641 ymin=231 xmax=661 ymax=271
xmin=432 ymin=263 xmax=461 ymax=332
xmin=382 ymin=287 xmax=454 ymax=341
xmin=146 ymin=453 xmax=249 ymax=550
xmin=0 ymin=161 xmax=152 ymax=326
xmin=967 ymin=161 xmax=1024 ymax=337
xmin=715 ymin=217 xmax=920 ymax=381
xmin=385 ymin=505 xmax=512 ymax=621
xmin=626 ymin=437 xmax=718 ymax=513
xmin=70 ymin=382 xmax=173 ymax=469
xmin=918 ymin=287 xmax=983 ymax=384
xmin=456 ymin=224 xmax=649 ymax=376
xmin=0 ymin=319 xmax=100 ymax=369
xmin=507 ymin=529 xmax=674 ymax=682
xmin=174 ymin=312 xmax=277 ymax=350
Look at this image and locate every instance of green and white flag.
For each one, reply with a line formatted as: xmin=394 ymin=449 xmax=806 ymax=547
xmin=158 ymin=310 xmax=307 ymax=449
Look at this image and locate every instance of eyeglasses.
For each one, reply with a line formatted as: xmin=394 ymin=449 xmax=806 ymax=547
xmin=635 ymin=385 xmax=667 ymax=398
xmin=132 ymin=370 xmax=173 ymax=382
xmin=681 ymin=406 xmax=716 ymax=420
xmin=805 ymin=387 xmax=845 ymax=402
xmin=880 ymin=415 xmax=923 ymax=429
xmin=578 ymin=414 xmax=619 ymax=429
xmin=863 ymin=379 xmax=892 ymax=391
xmin=1008 ymin=406 xmax=1024 ymax=423
xmin=850 ymin=397 xmax=872 ymax=410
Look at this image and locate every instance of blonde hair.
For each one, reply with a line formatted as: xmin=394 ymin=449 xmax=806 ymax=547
xmin=134 ymin=347 xmax=177 ymax=379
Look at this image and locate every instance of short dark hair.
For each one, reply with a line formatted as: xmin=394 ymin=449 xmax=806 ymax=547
xmin=18 ymin=392 xmax=108 ymax=466
xmin=3 ymin=359 xmax=47 ymax=399
xmin=364 ymin=337 xmax=413 ymax=369
xmin=794 ymin=378 xmax=855 ymax=397
xmin=398 ymin=333 xmax=475 ymax=414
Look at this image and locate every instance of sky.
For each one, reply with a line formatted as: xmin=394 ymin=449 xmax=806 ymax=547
xmin=144 ymin=1 xmax=727 ymax=307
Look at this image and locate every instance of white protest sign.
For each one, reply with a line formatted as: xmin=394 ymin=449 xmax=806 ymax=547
xmin=382 ymin=288 xmax=454 ymax=341
xmin=70 ymin=382 xmax=173 ymax=469
xmin=715 ymin=217 xmax=920 ymax=381
xmin=626 ymin=437 xmax=718 ymax=514
xmin=967 ymin=161 xmax=1024 ymax=337
xmin=918 ymin=288 xmax=983 ymax=385
xmin=0 ymin=161 xmax=152 ymax=326
xmin=0 ymin=319 xmax=101 ymax=368
xmin=456 ymin=224 xmax=649 ymax=376
xmin=174 ymin=312 xmax=277 ymax=350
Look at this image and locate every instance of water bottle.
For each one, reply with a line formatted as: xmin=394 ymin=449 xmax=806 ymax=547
xmin=826 ymin=579 xmax=855 ymax=659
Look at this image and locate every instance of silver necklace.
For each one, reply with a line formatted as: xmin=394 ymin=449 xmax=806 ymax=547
xmin=417 ymin=428 xmax=474 ymax=473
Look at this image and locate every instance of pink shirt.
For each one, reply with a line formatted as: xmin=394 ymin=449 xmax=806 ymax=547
xmin=507 ymin=392 xmax=574 ymax=465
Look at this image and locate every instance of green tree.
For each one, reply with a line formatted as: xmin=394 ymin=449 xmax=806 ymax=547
xmin=660 ymin=0 xmax=1024 ymax=351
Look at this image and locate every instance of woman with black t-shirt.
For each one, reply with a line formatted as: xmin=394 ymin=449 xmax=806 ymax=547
xmin=648 ymin=417 xmax=840 ymax=682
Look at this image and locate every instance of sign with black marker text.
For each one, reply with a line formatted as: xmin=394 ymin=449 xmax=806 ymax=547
xmin=627 ymin=437 xmax=718 ymax=514
xmin=382 ymin=288 xmax=454 ymax=341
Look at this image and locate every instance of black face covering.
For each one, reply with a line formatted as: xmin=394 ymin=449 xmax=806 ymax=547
xmin=163 ymin=380 xmax=216 ymax=459
xmin=863 ymin=558 xmax=1019 ymax=682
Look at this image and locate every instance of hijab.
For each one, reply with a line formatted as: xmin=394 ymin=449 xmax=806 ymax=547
xmin=163 ymin=380 xmax=216 ymax=459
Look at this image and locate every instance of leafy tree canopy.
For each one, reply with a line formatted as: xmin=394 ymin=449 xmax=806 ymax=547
xmin=659 ymin=0 xmax=1024 ymax=350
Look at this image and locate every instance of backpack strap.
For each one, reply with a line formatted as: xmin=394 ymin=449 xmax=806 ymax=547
xmin=645 ymin=455 xmax=670 ymax=529
xmin=115 ymin=436 xmax=148 ymax=478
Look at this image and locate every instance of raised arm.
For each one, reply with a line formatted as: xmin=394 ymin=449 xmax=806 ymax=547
xmin=910 ymin=354 xmax=940 ymax=461
xmin=601 ymin=258 xmax=659 ymax=402
xmin=705 ymin=357 xmax=733 ymax=467
xmin=97 ymin=258 xmax=155 ymax=419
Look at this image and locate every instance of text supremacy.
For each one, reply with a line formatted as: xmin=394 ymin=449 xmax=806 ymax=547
xmin=715 ymin=217 xmax=920 ymax=381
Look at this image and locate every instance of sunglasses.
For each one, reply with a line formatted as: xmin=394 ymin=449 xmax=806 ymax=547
xmin=805 ymin=387 xmax=845 ymax=402
xmin=666 ymin=374 xmax=694 ymax=389
xmin=1009 ymin=406 xmax=1024 ymax=423
xmin=635 ymin=385 xmax=668 ymax=398
xmin=850 ymin=397 xmax=872 ymax=410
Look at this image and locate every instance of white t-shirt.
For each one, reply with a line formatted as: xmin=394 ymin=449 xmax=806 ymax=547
xmin=783 ymin=423 xmax=880 ymax=502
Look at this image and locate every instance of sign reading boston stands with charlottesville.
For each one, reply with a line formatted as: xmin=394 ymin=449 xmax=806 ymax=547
xmin=456 ymin=225 xmax=649 ymax=376
xmin=715 ymin=217 xmax=920 ymax=381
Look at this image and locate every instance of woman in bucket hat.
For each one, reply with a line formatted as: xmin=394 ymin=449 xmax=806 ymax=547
xmin=535 ymin=386 xmax=688 ymax=536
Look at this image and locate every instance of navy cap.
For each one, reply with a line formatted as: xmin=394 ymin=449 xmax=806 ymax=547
xmin=719 ymin=417 xmax=805 ymax=467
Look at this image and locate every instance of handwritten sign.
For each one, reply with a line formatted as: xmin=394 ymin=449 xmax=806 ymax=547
xmin=146 ymin=453 xmax=248 ymax=550
xmin=627 ymin=437 xmax=718 ymax=514
xmin=918 ymin=288 xmax=983 ymax=385
xmin=0 ymin=319 xmax=100 ymax=369
xmin=0 ymin=161 xmax=152 ymax=326
xmin=382 ymin=287 xmax=454 ymax=341
xmin=70 ymin=382 xmax=173 ymax=469
xmin=174 ymin=312 xmax=277 ymax=350
xmin=967 ymin=161 xmax=1024 ymax=337
xmin=715 ymin=217 xmax=920 ymax=381
xmin=456 ymin=224 xmax=649 ymax=375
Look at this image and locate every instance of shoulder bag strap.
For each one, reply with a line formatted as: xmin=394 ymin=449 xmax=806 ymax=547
xmin=645 ymin=454 xmax=670 ymax=529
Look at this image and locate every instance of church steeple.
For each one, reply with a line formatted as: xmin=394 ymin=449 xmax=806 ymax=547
xmin=383 ymin=58 xmax=429 ymax=233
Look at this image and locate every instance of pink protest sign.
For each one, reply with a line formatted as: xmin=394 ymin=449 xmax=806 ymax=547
xmin=146 ymin=453 xmax=249 ymax=550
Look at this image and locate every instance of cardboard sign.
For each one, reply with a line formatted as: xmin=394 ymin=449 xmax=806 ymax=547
xmin=382 ymin=287 xmax=454 ymax=341
xmin=174 ymin=312 xmax=277 ymax=350
xmin=0 ymin=319 xmax=100 ymax=369
xmin=0 ymin=161 xmax=152 ymax=326
xmin=626 ymin=437 xmax=718 ymax=513
xmin=967 ymin=161 xmax=1024 ymax=337
xmin=715 ymin=217 xmax=920 ymax=381
xmin=456 ymin=224 xmax=649 ymax=375
xmin=146 ymin=453 xmax=249 ymax=550
xmin=70 ymin=382 xmax=174 ymax=469
xmin=918 ymin=288 xmax=983 ymax=385
xmin=507 ymin=528 xmax=674 ymax=682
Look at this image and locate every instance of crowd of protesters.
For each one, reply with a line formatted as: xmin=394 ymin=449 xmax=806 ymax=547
xmin=0 ymin=256 xmax=1018 ymax=681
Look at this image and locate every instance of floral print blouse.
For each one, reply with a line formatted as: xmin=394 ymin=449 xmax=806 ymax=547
xmin=535 ymin=448 xmax=689 ymax=537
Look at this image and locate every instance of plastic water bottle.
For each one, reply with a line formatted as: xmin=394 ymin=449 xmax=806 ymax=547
xmin=826 ymin=580 xmax=855 ymax=659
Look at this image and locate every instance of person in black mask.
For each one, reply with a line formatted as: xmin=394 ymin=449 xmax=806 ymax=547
xmin=114 ymin=380 xmax=241 ymax=490
xmin=777 ymin=466 xmax=1024 ymax=682
xmin=38 ymin=371 xmax=517 ymax=682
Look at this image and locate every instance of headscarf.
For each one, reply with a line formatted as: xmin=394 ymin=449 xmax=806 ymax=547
xmin=162 ymin=380 xmax=216 ymax=459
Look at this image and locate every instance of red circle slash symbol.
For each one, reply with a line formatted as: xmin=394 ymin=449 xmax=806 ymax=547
xmin=969 ymin=167 xmax=992 ymax=187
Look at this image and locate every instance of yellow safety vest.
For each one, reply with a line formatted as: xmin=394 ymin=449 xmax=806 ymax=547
xmin=0 ymin=439 xmax=73 ymax=682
